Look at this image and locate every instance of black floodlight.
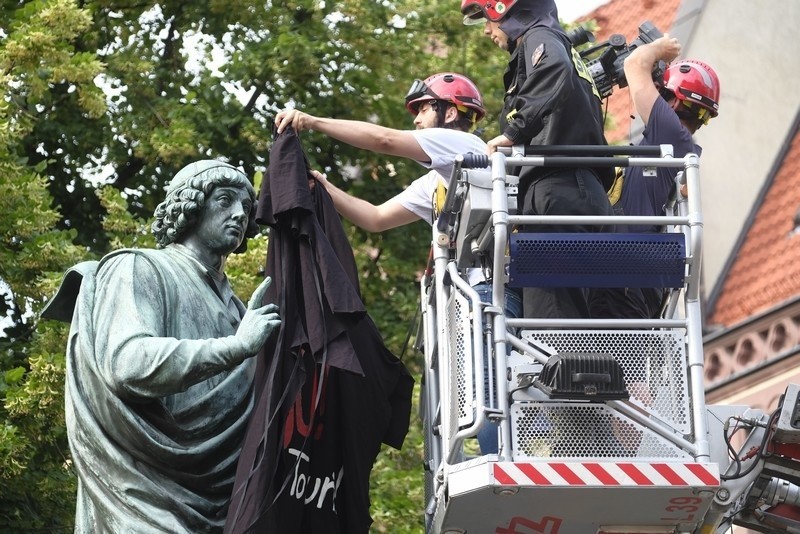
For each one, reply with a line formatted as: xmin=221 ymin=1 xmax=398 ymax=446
xmin=533 ymin=353 xmax=629 ymax=401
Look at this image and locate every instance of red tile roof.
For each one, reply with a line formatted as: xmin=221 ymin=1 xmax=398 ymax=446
xmin=577 ymin=2 xmax=800 ymax=329
xmin=577 ymin=0 xmax=682 ymax=143
xmin=708 ymin=126 xmax=800 ymax=327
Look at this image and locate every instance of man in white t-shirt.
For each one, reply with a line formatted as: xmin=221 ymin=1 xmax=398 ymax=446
xmin=275 ymin=72 xmax=521 ymax=454
xmin=275 ymin=72 xmax=485 ymax=233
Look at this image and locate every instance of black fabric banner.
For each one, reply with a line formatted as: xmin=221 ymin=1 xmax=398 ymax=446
xmin=225 ymin=127 xmax=414 ymax=534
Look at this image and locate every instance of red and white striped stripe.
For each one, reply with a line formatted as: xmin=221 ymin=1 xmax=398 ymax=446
xmin=493 ymin=462 xmax=720 ymax=487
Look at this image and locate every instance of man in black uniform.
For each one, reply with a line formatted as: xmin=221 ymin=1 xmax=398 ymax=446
xmin=461 ymin=0 xmax=615 ymax=319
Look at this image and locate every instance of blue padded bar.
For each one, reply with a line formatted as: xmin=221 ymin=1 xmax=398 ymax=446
xmin=508 ymin=233 xmax=686 ymax=289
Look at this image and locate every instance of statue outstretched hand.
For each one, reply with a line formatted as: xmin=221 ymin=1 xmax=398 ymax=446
xmin=236 ymin=276 xmax=281 ymax=354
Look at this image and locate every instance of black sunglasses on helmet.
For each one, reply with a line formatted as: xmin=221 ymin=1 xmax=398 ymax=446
xmin=405 ymin=79 xmax=439 ymax=106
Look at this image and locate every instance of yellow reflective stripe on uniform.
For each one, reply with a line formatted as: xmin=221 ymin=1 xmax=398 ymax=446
xmin=432 ymin=177 xmax=447 ymax=222
xmin=571 ymin=46 xmax=601 ymax=100
xmin=607 ymin=167 xmax=625 ymax=205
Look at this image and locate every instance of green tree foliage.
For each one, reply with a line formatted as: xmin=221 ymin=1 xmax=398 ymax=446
xmin=0 ymin=1 xmax=105 ymax=529
xmin=0 ymin=0 xmax=512 ymax=531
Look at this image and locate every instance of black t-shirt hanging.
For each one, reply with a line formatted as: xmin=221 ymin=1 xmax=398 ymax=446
xmin=225 ymin=127 xmax=414 ymax=534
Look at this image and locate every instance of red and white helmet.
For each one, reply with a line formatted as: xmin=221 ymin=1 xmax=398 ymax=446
xmin=662 ymin=60 xmax=720 ymax=124
xmin=460 ymin=0 xmax=518 ymax=23
xmin=404 ymin=72 xmax=486 ymax=122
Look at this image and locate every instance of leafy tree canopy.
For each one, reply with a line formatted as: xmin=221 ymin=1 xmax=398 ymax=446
xmin=0 ymin=0 xmax=532 ymax=530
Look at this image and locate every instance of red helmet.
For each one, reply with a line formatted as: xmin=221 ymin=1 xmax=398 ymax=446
xmin=404 ymin=72 xmax=486 ymax=122
xmin=662 ymin=60 xmax=720 ymax=123
xmin=460 ymin=0 xmax=518 ymax=23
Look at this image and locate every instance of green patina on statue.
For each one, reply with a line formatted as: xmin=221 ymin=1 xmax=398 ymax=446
xmin=44 ymin=160 xmax=281 ymax=532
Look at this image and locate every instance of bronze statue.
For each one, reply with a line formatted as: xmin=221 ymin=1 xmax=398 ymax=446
xmin=44 ymin=160 xmax=280 ymax=532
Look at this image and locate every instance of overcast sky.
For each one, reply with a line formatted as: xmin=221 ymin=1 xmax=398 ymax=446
xmin=556 ymin=0 xmax=609 ymax=22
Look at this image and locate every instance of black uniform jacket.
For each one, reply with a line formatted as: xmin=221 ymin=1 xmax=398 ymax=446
xmin=502 ymin=26 xmax=615 ymax=191
xmin=225 ymin=127 xmax=414 ymax=534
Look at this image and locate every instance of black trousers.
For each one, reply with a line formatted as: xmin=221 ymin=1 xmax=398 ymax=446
xmin=519 ymin=168 xmax=614 ymax=319
xmin=588 ymin=286 xmax=665 ymax=319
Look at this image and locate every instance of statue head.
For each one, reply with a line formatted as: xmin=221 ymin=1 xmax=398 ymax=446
xmin=152 ymin=160 xmax=259 ymax=253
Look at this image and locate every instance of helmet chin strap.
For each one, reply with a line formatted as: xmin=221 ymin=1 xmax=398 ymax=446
xmin=667 ymin=98 xmax=703 ymax=133
xmin=436 ymin=104 xmax=447 ymax=128
xmin=435 ymin=102 xmax=463 ymax=130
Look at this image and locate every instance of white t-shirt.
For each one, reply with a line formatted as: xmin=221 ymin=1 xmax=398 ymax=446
xmin=395 ymin=128 xmax=488 ymax=286
xmin=396 ymin=128 xmax=487 ymax=224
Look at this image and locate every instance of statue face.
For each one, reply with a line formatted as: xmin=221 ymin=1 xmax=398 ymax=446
xmin=192 ymin=186 xmax=253 ymax=257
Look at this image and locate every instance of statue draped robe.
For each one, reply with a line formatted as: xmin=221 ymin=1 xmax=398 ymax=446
xmin=66 ymin=246 xmax=255 ymax=533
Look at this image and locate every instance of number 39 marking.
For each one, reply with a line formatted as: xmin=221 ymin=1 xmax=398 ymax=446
xmin=660 ymin=496 xmax=704 ymax=521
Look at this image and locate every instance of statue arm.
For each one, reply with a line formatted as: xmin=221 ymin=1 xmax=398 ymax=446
xmin=92 ymin=253 xmax=253 ymax=399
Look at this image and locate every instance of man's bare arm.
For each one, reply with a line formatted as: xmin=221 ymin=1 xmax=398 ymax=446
xmin=310 ymin=170 xmax=420 ymax=232
xmin=275 ymin=109 xmax=430 ymax=163
xmin=624 ymin=35 xmax=682 ymax=125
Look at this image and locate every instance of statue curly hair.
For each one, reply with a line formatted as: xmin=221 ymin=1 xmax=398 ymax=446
xmin=152 ymin=160 xmax=259 ymax=253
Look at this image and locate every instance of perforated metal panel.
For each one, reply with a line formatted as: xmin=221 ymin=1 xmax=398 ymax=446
xmin=509 ymin=232 xmax=686 ymax=288
xmin=423 ymin=397 xmax=434 ymax=523
xmin=521 ymin=329 xmax=691 ymax=433
xmin=511 ymin=402 xmax=690 ymax=460
xmin=506 ymin=329 xmax=691 ymax=460
xmin=446 ymin=289 xmax=475 ymax=440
